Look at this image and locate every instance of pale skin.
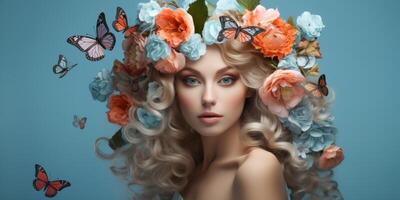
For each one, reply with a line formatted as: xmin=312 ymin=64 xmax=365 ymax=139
xmin=174 ymin=45 xmax=288 ymax=200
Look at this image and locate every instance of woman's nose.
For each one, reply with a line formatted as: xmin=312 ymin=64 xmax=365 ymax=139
xmin=201 ymin=84 xmax=216 ymax=107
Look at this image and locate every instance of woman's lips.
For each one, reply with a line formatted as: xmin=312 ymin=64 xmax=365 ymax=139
xmin=198 ymin=116 xmax=223 ymax=125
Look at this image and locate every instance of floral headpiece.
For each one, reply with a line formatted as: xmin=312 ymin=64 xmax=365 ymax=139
xmin=90 ymin=0 xmax=343 ymax=170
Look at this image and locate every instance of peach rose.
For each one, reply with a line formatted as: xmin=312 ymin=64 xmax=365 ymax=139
xmin=318 ymin=145 xmax=344 ymax=170
xmin=154 ymin=49 xmax=186 ymax=74
xmin=258 ymin=69 xmax=306 ymax=118
xmin=107 ymin=94 xmax=134 ymax=126
xmin=243 ymin=5 xmax=280 ymax=28
xmin=155 ymin=8 xmax=194 ymax=48
xmin=252 ymin=18 xmax=297 ymax=59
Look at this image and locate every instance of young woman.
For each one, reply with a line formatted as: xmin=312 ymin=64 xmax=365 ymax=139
xmin=94 ymin=0 xmax=344 ymax=199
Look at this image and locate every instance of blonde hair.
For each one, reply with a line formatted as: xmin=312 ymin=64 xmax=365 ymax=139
xmin=96 ymin=39 xmax=342 ymax=200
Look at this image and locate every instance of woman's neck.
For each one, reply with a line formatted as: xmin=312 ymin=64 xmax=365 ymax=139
xmin=199 ymin=122 xmax=248 ymax=171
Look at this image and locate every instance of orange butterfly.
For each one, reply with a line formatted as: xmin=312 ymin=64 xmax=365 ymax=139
xmin=217 ymin=16 xmax=265 ymax=43
xmin=112 ymin=7 xmax=138 ymax=38
xmin=304 ymin=74 xmax=329 ymax=97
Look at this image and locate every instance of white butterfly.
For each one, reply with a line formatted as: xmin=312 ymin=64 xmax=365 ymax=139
xmin=67 ymin=12 xmax=116 ymax=61
xmin=52 ymin=54 xmax=78 ymax=78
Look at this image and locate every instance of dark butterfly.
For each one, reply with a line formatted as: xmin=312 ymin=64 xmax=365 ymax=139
xmin=304 ymin=74 xmax=329 ymax=97
xmin=33 ymin=164 xmax=71 ymax=198
xmin=73 ymin=115 xmax=87 ymax=129
xmin=52 ymin=54 xmax=77 ymax=78
xmin=67 ymin=12 xmax=116 ymax=61
xmin=112 ymin=7 xmax=138 ymax=38
xmin=217 ymin=15 xmax=265 ymax=43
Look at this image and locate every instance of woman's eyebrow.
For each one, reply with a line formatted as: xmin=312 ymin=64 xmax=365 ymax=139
xmin=179 ymin=66 xmax=234 ymax=76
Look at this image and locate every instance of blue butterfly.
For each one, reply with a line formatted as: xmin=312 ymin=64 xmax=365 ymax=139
xmin=52 ymin=54 xmax=77 ymax=78
xmin=72 ymin=115 xmax=87 ymax=129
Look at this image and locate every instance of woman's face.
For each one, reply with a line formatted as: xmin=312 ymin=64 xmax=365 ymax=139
xmin=175 ymin=45 xmax=249 ymax=137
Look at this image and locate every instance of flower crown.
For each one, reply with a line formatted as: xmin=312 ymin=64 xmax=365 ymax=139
xmin=90 ymin=0 xmax=343 ymax=170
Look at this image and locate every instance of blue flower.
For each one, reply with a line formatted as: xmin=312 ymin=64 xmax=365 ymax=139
xmin=287 ymin=99 xmax=313 ymax=132
xmin=296 ymin=11 xmax=325 ymax=40
xmin=145 ymin=34 xmax=171 ymax=62
xmin=213 ymin=0 xmax=245 ymax=15
xmin=136 ymin=107 xmax=161 ymax=129
xmin=278 ymin=51 xmax=299 ymax=70
xmin=177 ymin=0 xmax=196 ymax=10
xmin=89 ymin=69 xmax=114 ymax=102
xmin=294 ymin=122 xmax=337 ymax=153
xmin=179 ymin=33 xmax=206 ymax=60
xmin=202 ymin=19 xmax=224 ymax=45
xmin=296 ymin=56 xmax=316 ymax=69
xmin=138 ymin=0 xmax=161 ymax=25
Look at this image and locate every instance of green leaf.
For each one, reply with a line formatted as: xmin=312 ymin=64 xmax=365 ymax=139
xmin=237 ymin=0 xmax=260 ymax=11
xmin=205 ymin=0 xmax=216 ymax=16
xmin=188 ymin=0 xmax=208 ymax=34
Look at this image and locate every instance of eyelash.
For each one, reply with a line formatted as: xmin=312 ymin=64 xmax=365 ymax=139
xmin=182 ymin=75 xmax=237 ymax=87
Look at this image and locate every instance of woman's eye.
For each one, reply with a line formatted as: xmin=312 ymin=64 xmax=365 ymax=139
xmin=182 ymin=76 xmax=200 ymax=86
xmin=219 ymin=76 xmax=236 ymax=86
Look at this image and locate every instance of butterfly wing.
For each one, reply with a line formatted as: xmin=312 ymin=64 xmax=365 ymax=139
xmin=72 ymin=115 xmax=79 ymax=128
xmin=239 ymin=26 xmax=265 ymax=43
xmin=217 ymin=16 xmax=239 ymax=42
xmin=97 ymin=12 xmax=116 ymax=50
xmin=124 ymin=26 xmax=138 ymax=38
xmin=67 ymin=35 xmax=98 ymax=52
xmin=45 ymin=180 xmax=71 ymax=198
xmin=113 ymin=7 xmax=128 ymax=32
xmin=318 ymin=74 xmax=329 ymax=96
xmin=79 ymin=117 xmax=87 ymax=129
xmin=33 ymin=164 xmax=49 ymax=191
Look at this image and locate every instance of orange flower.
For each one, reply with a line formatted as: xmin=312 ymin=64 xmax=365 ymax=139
xmin=155 ymin=8 xmax=194 ymax=48
xmin=252 ymin=18 xmax=297 ymax=59
xmin=107 ymin=94 xmax=134 ymax=126
xmin=258 ymin=69 xmax=305 ymax=118
xmin=155 ymin=49 xmax=186 ymax=74
xmin=318 ymin=145 xmax=344 ymax=170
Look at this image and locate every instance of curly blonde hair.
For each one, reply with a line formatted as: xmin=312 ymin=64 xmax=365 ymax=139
xmin=96 ymin=38 xmax=342 ymax=200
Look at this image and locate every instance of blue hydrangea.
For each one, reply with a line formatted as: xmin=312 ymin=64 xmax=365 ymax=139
xmin=278 ymin=51 xmax=299 ymax=70
xmin=136 ymin=107 xmax=161 ymax=129
xmin=296 ymin=11 xmax=325 ymax=40
xmin=202 ymin=19 xmax=224 ymax=45
xmin=138 ymin=0 xmax=161 ymax=24
xmin=296 ymin=56 xmax=316 ymax=69
xmin=89 ymin=69 xmax=114 ymax=102
xmin=179 ymin=33 xmax=206 ymax=60
xmin=288 ymin=99 xmax=313 ymax=132
xmin=145 ymin=34 xmax=171 ymax=62
xmin=213 ymin=0 xmax=245 ymax=15
xmin=294 ymin=122 xmax=337 ymax=152
xmin=177 ymin=0 xmax=196 ymax=10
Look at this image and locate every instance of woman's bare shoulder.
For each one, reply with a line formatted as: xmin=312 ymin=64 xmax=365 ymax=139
xmin=235 ymin=148 xmax=287 ymax=200
xmin=238 ymin=148 xmax=283 ymax=176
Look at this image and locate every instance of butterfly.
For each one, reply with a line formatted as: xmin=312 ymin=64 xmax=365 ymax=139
xmin=112 ymin=7 xmax=138 ymax=38
xmin=33 ymin=164 xmax=71 ymax=198
xmin=304 ymin=74 xmax=329 ymax=97
xmin=52 ymin=54 xmax=78 ymax=78
xmin=67 ymin=12 xmax=116 ymax=61
xmin=217 ymin=15 xmax=265 ymax=43
xmin=73 ymin=115 xmax=87 ymax=129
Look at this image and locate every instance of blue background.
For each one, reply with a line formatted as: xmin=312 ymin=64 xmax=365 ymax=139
xmin=0 ymin=0 xmax=398 ymax=199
